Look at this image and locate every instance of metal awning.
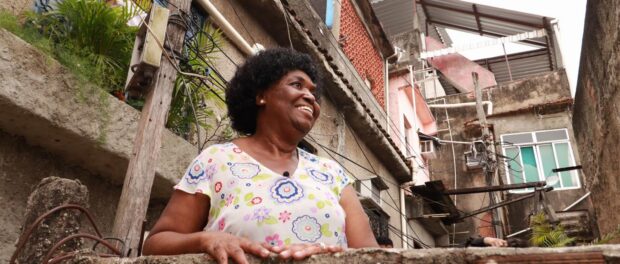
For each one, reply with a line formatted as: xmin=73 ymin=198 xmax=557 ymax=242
xmin=417 ymin=0 xmax=554 ymax=47
xmin=474 ymin=49 xmax=554 ymax=83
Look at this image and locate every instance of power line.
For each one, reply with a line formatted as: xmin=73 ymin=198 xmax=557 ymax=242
xmin=307 ymin=135 xmax=432 ymax=248
xmin=227 ymin=0 xmax=256 ymax=45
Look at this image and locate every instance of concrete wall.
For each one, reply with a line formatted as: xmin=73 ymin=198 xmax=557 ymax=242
xmin=0 ymin=27 xmax=194 ymax=261
xmin=0 ymin=0 xmax=32 ymax=16
xmin=0 ymin=131 xmax=121 ymax=263
xmin=427 ymin=70 xmax=588 ymax=243
xmin=491 ymin=111 xmax=590 ymax=235
xmin=71 ymin=245 xmax=620 ymax=263
xmin=573 ymin=0 xmax=620 ymax=238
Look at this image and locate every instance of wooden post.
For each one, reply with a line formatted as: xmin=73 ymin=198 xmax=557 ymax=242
xmin=112 ymin=0 xmax=191 ymax=256
xmin=473 ymin=72 xmax=489 ymax=138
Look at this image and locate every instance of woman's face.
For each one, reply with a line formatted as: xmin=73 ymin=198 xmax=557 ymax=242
xmin=258 ymin=70 xmax=321 ymax=135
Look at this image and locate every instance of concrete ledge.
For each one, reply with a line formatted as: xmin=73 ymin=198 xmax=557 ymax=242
xmin=68 ymin=246 xmax=620 ymax=263
xmin=0 ymin=29 xmax=196 ymax=198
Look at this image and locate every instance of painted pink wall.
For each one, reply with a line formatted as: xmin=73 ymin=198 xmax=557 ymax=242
xmin=426 ymin=37 xmax=497 ymax=93
xmin=388 ymin=72 xmax=437 ymax=184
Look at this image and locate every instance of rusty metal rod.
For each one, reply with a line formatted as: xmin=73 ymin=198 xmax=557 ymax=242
xmin=10 ymin=204 xmax=104 ymax=264
xmin=42 ymin=233 xmax=122 ymax=263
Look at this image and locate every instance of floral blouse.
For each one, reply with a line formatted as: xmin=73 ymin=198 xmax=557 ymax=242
xmin=174 ymin=142 xmax=351 ymax=247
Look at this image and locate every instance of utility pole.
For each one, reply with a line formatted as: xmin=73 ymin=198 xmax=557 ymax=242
xmin=473 ymin=72 xmax=504 ymax=237
xmin=112 ymin=0 xmax=191 ymax=256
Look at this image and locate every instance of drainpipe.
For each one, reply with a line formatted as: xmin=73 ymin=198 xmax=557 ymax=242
xmin=408 ymin=65 xmax=419 ymax=158
xmin=195 ymin=0 xmax=257 ymax=56
xmin=400 ymin=188 xmax=409 ymax=249
xmin=428 ymin=101 xmax=493 ymax=116
xmin=384 ymin=49 xmax=399 ymax=135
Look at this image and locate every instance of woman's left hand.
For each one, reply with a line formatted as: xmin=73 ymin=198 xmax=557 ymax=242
xmin=264 ymin=242 xmax=343 ymax=260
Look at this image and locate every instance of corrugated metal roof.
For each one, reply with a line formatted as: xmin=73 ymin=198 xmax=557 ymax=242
xmin=475 ymin=49 xmax=554 ymax=84
xmin=371 ymin=0 xmax=416 ymax=37
xmin=372 ymin=0 xmax=452 ymax=45
xmin=418 ymin=0 xmax=554 ymax=47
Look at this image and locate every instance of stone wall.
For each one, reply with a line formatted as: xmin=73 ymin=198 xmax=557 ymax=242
xmin=573 ymin=0 xmax=620 ymax=238
xmin=70 ymin=246 xmax=620 ymax=264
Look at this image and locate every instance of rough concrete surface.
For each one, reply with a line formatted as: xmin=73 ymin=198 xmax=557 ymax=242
xmin=66 ymin=246 xmax=620 ymax=263
xmin=573 ymin=0 xmax=620 ymax=238
xmin=0 ymin=27 xmax=189 ymax=262
xmin=0 ymin=130 xmax=125 ymax=263
xmin=427 ymin=70 xmax=584 ymax=242
xmin=0 ymin=28 xmax=196 ymax=198
xmin=0 ymin=0 xmax=33 ymax=16
xmin=14 ymin=177 xmax=89 ymax=263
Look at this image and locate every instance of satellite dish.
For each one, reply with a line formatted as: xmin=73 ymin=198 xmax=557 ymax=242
xmin=546 ymin=175 xmax=560 ymax=187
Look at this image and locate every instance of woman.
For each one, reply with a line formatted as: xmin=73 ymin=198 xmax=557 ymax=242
xmin=143 ymin=48 xmax=378 ymax=263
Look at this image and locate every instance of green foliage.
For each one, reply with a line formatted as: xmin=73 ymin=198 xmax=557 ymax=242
xmin=591 ymin=225 xmax=620 ymax=245
xmin=530 ymin=212 xmax=576 ymax=247
xmin=0 ymin=10 xmax=54 ymax=54
xmin=165 ymin=22 xmax=232 ymax=145
xmin=28 ymin=0 xmax=138 ymax=92
xmin=1 ymin=2 xmax=231 ymax=146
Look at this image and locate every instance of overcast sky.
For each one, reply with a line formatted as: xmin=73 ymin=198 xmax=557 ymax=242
xmin=447 ymin=0 xmax=587 ymax=96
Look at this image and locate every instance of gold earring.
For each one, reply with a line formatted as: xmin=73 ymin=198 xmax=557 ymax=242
xmin=259 ymin=99 xmax=265 ymax=104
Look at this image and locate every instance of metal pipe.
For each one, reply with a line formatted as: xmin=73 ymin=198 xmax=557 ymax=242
xmin=195 ymin=0 xmax=256 ymax=56
xmin=562 ymin=192 xmax=591 ymax=211
xmin=400 ymin=188 xmax=408 ymax=249
xmin=506 ymin=191 xmax=591 ymax=238
xmin=501 ymin=42 xmax=513 ymax=81
xmin=385 ymin=59 xmax=390 ymax=136
xmin=428 ymin=101 xmax=493 ymax=115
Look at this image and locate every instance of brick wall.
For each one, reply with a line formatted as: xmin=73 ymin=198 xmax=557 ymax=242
xmin=339 ymin=0 xmax=385 ymax=107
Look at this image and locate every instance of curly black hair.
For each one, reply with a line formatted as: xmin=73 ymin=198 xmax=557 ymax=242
xmin=225 ymin=48 xmax=322 ymax=135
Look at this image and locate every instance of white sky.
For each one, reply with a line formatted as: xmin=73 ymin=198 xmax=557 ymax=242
xmin=446 ymin=0 xmax=587 ymax=96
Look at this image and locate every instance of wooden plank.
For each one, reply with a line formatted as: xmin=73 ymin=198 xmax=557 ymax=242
xmin=443 ymin=181 xmax=545 ymax=195
xmin=111 ymin=0 xmax=191 ymax=257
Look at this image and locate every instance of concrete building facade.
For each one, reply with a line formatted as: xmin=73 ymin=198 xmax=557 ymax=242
xmin=0 ymin=0 xmax=441 ymax=260
xmin=573 ymin=0 xmax=620 ymax=240
xmin=372 ymin=0 xmax=597 ymax=246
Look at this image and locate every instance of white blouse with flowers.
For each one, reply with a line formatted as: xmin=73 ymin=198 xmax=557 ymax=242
xmin=174 ymin=142 xmax=351 ymax=247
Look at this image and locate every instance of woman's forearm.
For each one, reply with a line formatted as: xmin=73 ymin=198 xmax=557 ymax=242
xmin=142 ymin=231 xmax=207 ymax=255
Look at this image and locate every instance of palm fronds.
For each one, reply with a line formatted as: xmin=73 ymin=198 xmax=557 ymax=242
xmin=591 ymin=225 xmax=620 ymax=245
xmin=530 ymin=212 xmax=576 ymax=247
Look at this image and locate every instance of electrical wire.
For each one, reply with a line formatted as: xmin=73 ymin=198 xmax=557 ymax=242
xmin=307 ymin=135 xmax=432 ymax=248
xmin=278 ymin=2 xmax=432 ymax=171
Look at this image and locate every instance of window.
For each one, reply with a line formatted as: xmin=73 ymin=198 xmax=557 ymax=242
xmin=501 ymin=129 xmax=579 ymax=192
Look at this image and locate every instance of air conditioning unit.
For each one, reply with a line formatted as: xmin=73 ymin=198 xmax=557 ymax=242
xmin=420 ymin=140 xmax=436 ymax=159
xmin=355 ymin=179 xmax=383 ymax=206
xmin=464 ymin=151 xmax=483 ymax=170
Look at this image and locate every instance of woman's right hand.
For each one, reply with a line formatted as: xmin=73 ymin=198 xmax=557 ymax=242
xmin=200 ymin=231 xmax=272 ymax=264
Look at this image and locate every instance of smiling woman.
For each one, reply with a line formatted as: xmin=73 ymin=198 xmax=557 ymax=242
xmin=142 ymin=48 xmax=379 ymax=264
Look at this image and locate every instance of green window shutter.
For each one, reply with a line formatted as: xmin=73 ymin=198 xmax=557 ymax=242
xmin=538 ymin=144 xmax=560 ymax=188
xmin=555 ymin=143 xmax=576 ymax=188
xmin=521 ymin=147 xmax=540 ymax=184
xmin=504 ymin=147 xmax=523 ymax=184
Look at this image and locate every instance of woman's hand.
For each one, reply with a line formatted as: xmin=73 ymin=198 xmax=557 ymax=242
xmin=265 ymin=243 xmax=343 ymax=260
xmin=483 ymin=237 xmax=508 ymax=247
xmin=200 ymin=231 xmax=272 ymax=264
